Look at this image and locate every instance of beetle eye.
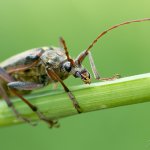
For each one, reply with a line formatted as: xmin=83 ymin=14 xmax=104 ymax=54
xmin=64 ymin=62 xmax=72 ymax=72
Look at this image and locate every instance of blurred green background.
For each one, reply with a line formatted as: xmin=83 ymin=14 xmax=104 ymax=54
xmin=0 ymin=0 xmax=150 ymax=150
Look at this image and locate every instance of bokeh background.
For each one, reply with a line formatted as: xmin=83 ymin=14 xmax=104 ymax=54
xmin=0 ymin=0 xmax=150 ymax=150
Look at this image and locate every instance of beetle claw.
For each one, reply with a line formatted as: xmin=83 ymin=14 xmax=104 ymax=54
xmin=48 ymin=120 xmax=60 ymax=128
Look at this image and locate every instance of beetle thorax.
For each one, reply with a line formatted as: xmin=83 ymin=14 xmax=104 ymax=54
xmin=40 ymin=49 xmax=70 ymax=80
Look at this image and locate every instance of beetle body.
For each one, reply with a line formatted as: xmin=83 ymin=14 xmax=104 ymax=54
xmin=0 ymin=18 xmax=149 ymax=127
xmin=0 ymin=47 xmax=70 ymax=96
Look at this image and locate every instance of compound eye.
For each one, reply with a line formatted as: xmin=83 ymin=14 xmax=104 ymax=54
xmin=64 ymin=62 xmax=72 ymax=72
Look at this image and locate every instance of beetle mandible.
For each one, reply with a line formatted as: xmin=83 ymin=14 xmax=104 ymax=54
xmin=0 ymin=18 xmax=150 ymax=127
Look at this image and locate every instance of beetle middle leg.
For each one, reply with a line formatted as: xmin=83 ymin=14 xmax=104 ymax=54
xmin=7 ymin=81 xmax=59 ymax=128
xmin=88 ymin=51 xmax=121 ymax=81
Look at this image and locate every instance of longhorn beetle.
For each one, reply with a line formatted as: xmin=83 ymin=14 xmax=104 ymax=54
xmin=0 ymin=18 xmax=150 ymax=127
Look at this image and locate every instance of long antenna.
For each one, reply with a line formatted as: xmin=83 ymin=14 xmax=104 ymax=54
xmin=59 ymin=37 xmax=75 ymax=66
xmin=76 ymin=18 xmax=150 ymax=64
xmin=85 ymin=18 xmax=150 ymax=53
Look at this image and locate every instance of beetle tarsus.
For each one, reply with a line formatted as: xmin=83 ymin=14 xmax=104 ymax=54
xmin=99 ymin=73 xmax=121 ymax=81
xmin=73 ymin=102 xmax=82 ymax=113
xmin=48 ymin=120 xmax=60 ymax=128
xmin=68 ymin=91 xmax=82 ymax=113
xmin=15 ymin=112 xmax=37 ymax=126
xmin=36 ymin=111 xmax=59 ymax=128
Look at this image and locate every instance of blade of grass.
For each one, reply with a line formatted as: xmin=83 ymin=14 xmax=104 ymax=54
xmin=0 ymin=73 xmax=150 ymax=127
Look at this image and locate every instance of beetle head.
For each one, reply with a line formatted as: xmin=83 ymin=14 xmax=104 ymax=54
xmin=62 ymin=60 xmax=91 ymax=84
xmin=60 ymin=37 xmax=91 ymax=84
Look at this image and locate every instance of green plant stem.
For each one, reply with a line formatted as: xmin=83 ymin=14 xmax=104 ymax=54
xmin=0 ymin=73 xmax=150 ymax=127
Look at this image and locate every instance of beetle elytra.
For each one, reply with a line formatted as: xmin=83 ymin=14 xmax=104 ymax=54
xmin=0 ymin=18 xmax=150 ymax=127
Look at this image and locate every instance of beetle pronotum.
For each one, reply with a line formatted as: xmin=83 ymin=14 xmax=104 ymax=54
xmin=0 ymin=18 xmax=150 ymax=127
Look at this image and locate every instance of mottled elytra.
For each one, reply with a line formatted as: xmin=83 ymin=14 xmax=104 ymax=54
xmin=0 ymin=18 xmax=149 ymax=127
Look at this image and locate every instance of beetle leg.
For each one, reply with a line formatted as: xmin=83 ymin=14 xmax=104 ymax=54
xmin=7 ymin=81 xmax=59 ymax=128
xmin=8 ymin=81 xmax=44 ymax=90
xmin=0 ymin=83 xmax=37 ymax=125
xmin=88 ymin=51 xmax=100 ymax=79
xmin=0 ymin=68 xmax=36 ymax=125
xmin=46 ymin=68 xmax=82 ymax=113
xmin=0 ymin=67 xmax=58 ymax=127
xmin=88 ymin=52 xmax=121 ymax=81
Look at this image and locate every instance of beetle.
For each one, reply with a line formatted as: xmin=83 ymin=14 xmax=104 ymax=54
xmin=0 ymin=18 xmax=150 ymax=127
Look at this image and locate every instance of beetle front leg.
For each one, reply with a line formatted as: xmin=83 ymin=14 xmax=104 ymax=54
xmin=88 ymin=51 xmax=121 ymax=81
xmin=7 ymin=81 xmax=59 ymax=128
xmin=46 ymin=69 xmax=82 ymax=113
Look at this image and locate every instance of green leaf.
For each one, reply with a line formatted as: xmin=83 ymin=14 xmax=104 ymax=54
xmin=0 ymin=73 xmax=150 ymax=127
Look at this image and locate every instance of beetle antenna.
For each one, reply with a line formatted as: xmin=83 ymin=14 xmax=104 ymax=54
xmin=77 ymin=18 xmax=150 ymax=64
xmin=59 ymin=37 xmax=75 ymax=66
